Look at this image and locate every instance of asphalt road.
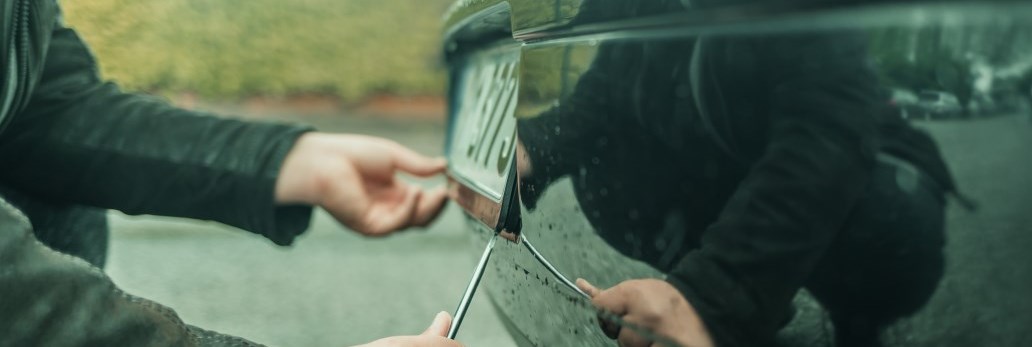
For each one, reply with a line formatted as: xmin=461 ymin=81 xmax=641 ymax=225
xmin=882 ymin=114 xmax=1032 ymax=346
xmin=104 ymin=114 xmax=518 ymax=347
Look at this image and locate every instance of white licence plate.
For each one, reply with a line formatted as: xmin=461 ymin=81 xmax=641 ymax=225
xmin=447 ymin=46 xmax=521 ymax=203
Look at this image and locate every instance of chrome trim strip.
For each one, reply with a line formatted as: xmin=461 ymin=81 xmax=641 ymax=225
xmin=520 ymin=234 xmax=589 ymax=299
xmin=515 ymin=2 xmax=1032 ymax=45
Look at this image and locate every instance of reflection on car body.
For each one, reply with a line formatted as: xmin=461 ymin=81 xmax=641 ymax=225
xmin=442 ymin=1 xmax=1032 ymax=346
xmin=915 ymin=90 xmax=962 ymax=119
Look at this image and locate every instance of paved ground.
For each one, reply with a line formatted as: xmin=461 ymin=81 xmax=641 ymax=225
xmin=881 ymin=114 xmax=1032 ymax=346
xmin=104 ymin=114 xmax=518 ymax=347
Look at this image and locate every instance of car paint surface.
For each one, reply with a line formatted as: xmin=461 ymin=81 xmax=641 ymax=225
xmin=443 ymin=1 xmax=1032 ymax=346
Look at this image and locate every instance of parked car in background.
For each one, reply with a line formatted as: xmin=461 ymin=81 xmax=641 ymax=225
xmin=441 ymin=1 xmax=1032 ymax=346
xmin=891 ymin=88 xmax=920 ymax=119
xmin=915 ymin=90 xmax=962 ymax=119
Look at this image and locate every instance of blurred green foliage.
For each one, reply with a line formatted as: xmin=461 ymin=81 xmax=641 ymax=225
xmin=516 ymin=44 xmax=596 ymax=118
xmin=64 ymin=0 xmax=453 ymax=101
xmin=869 ymin=21 xmax=1032 ymax=113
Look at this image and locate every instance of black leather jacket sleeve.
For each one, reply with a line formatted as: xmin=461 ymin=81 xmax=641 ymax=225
xmin=0 ymin=198 xmax=264 ymax=346
xmin=0 ymin=26 xmax=313 ymax=246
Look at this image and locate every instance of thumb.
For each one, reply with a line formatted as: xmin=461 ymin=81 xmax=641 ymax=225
xmin=390 ymin=144 xmax=447 ymax=177
xmin=421 ymin=311 xmax=452 ymax=337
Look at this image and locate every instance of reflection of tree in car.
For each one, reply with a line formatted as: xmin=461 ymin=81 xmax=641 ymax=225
xmin=515 ymin=0 xmax=963 ymax=346
xmin=871 ymin=20 xmax=1032 ymax=118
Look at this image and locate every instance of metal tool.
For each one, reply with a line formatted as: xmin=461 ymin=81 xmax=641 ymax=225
xmin=520 ymin=233 xmax=590 ymax=299
xmin=447 ymin=235 xmax=498 ymax=339
xmin=520 ymin=233 xmax=684 ymax=347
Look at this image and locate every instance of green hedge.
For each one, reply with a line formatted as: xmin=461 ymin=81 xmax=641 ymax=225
xmin=64 ymin=0 xmax=453 ymax=101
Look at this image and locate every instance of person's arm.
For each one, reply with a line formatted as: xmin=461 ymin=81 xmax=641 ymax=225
xmin=580 ymin=33 xmax=881 ymax=347
xmin=2 ymin=197 xmax=462 ymax=347
xmin=664 ymin=33 xmax=881 ymax=346
xmin=0 ymin=25 xmax=312 ymax=245
xmin=0 ymin=198 xmax=264 ymax=346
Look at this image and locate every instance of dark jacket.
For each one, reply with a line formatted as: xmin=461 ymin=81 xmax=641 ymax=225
xmin=516 ymin=2 xmax=956 ymax=345
xmin=1 ymin=1 xmax=312 ymax=345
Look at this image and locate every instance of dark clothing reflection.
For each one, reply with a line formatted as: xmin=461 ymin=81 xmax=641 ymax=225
xmin=516 ymin=2 xmax=956 ymax=346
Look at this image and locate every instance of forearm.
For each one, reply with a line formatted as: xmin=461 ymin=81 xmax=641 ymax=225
xmin=666 ymin=35 xmax=882 ymax=346
xmin=0 ymin=87 xmax=313 ymax=243
xmin=667 ymin=122 xmax=876 ymax=345
xmin=0 ymin=27 xmax=313 ymax=244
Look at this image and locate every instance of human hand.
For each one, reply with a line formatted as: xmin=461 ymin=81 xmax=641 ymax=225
xmin=577 ymin=278 xmax=715 ymax=347
xmin=516 ymin=139 xmax=533 ymax=177
xmin=276 ymin=133 xmax=449 ymax=236
xmin=353 ymin=311 xmax=464 ymax=347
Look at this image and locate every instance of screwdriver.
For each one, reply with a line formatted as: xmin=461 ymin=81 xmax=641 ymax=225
xmin=447 ymin=234 xmax=498 ymax=339
xmin=446 ymin=232 xmax=682 ymax=346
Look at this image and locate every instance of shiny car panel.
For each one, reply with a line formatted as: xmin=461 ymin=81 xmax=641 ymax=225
xmin=444 ymin=1 xmax=1032 ymax=346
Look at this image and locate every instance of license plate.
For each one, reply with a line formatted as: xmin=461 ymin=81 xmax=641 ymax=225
xmin=446 ymin=46 xmax=521 ymax=231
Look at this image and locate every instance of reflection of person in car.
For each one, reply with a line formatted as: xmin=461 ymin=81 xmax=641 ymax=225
xmin=0 ymin=3 xmax=459 ymax=347
xmin=516 ymin=1 xmax=959 ymax=346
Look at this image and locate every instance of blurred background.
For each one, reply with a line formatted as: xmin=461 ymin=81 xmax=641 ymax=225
xmin=65 ymin=0 xmax=448 ymax=109
xmin=63 ymin=1 xmax=517 ymax=346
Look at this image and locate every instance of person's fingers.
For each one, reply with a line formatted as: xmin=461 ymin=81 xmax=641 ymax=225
xmin=416 ymin=337 xmax=464 ymax=347
xmin=426 ymin=337 xmax=465 ymax=347
xmin=421 ymin=311 xmax=452 ymax=337
xmin=616 ymin=326 xmax=653 ymax=347
xmin=389 ymin=142 xmax=447 ymax=177
xmin=591 ymin=281 xmax=631 ymax=316
xmin=578 ymin=279 xmax=624 ymax=340
xmin=416 ymin=336 xmax=465 ymax=347
xmin=353 ymin=335 xmax=464 ymax=347
xmin=321 ymin=176 xmax=371 ymax=229
xmin=516 ymin=139 xmax=534 ymax=176
xmin=576 ymin=278 xmax=603 ymax=298
xmin=412 ymin=186 xmax=449 ymax=227
xmin=364 ymin=187 xmax=420 ymax=235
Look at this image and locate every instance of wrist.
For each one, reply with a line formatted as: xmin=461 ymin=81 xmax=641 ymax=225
xmin=275 ymin=132 xmax=325 ymax=205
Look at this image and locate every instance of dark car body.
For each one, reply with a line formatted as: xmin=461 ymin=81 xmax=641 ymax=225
xmin=441 ymin=1 xmax=1032 ymax=346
